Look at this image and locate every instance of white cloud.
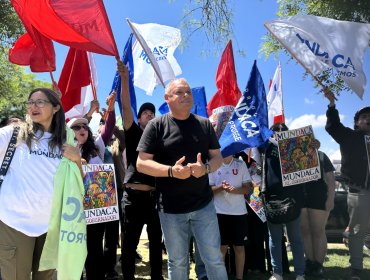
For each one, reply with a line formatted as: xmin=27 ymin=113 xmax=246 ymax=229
xmin=286 ymin=114 xmax=346 ymax=129
xmin=325 ymin=148 xmax=342 ymax=162
xmin=304 ymin=98 xmax=314 ymax=105
xmin=286 ymin=114 xmax=327 ymax=129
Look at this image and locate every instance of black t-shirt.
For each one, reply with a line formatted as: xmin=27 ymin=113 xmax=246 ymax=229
xmin=124 ymin=122 xmax=155 ymax=186
xmin=137 ymin=114 xmax=220 ymax=213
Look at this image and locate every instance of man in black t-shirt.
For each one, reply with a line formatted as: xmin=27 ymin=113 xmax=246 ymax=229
xmin=117 ymin=61 xmax=163 ymax=280
xmin=136 ymin=78 xmax=227 ymax=280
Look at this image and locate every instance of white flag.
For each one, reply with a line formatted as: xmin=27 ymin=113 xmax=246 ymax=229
xmin=265 ymin=15 xmax=370 ymax=98
xmin=65 ymin=52 xmax=96 ymax=119
xmin=127 ymin=19 xmax=182 ymax=95
xmin=267 ymin=63 xmax=284 ymax=127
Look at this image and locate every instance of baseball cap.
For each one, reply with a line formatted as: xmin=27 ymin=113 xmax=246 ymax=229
xmin=67 ymin=117 xmax=88 ymax=128
xmin=138 ymin=102 xmax=155 ymax=118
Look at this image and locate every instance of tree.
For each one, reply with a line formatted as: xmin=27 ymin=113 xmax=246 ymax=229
xmin=0 ymin=50 xmax=51 ymax=121
xmin=177 ymin=0 xmax=235 ymax=53
xmin=260 ymin=0 xmax=370 ymax=95
xmin=0 ymin=0 xmax=51 ymax=121
xmin=0 ymin=0 xmax=24 ymax=49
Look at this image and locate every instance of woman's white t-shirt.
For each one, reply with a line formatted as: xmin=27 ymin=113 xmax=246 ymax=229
xmin=0 ymin=126 xmax=62 ymax=236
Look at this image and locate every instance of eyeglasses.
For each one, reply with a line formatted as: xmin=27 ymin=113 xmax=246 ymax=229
xmin=71 ymin=125 xmax=89 ymax=131
xmin=26 ymin=99 xmax=51 ymax=108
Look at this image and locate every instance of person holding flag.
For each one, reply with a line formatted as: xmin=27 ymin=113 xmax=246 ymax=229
xmin=325 ymin=89 xmax=370 ymax=280
xmin=117 ymin=60 xmax=164 ymax=280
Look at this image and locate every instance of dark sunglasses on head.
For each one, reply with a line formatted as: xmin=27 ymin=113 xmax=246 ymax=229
xmin=71 ymin=124 xmax=89 ymax=131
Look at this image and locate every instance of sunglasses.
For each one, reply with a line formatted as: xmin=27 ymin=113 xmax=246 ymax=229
xmin=71 ymin=124 xmax=89 ymax=131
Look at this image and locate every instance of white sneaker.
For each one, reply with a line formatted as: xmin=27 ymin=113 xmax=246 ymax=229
xmin=296 ymin=275 xmax=305 ymax=280
xmin=269 ymin=273 xmax=283 ymax=280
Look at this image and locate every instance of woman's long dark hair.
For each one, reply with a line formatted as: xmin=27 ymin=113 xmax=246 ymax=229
xmin=80 ymin=128 xmax=100 ymax=163
xmin=19 ymin=88 xmax=66 ymax=152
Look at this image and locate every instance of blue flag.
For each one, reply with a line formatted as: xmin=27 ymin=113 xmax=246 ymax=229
xmin=158 ymin=86 xmax=208 ymax=117
xmin=219 ymin=60 xmax=273 ymax=157
xmin=111 ymin=33 xmax=138 ymax=122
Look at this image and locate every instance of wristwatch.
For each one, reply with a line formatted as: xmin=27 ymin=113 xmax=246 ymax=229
xmin=205 ymin=163 xmax=211 ymax=174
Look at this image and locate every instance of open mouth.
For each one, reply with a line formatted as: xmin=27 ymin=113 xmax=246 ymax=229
xmin=30 ymin=111 xmax=41 ymax=116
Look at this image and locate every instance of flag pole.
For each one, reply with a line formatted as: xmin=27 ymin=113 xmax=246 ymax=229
xmin=278 ymin=62 xmax=286 ymax=123
xmin=86 ymin=52 xmax=99 ymax=113
xmin=103 ymin=91 xmax=116 ymax=121
xmin=97 ymin=0 xmax=120 ymax=60
xmin=127 ymin=18 xmax=166 ymax=88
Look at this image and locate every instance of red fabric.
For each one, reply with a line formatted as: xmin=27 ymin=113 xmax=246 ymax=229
xmin=9 ymin=0 xmax=55 ymax=72
xmin=273 ymin=115 xmax=285 ymax=124
xmin=24 ymin=0 xmax=117 ymax=56
xmin=58 ymin=48 xmax=91 ymax=112
xmin=207 ymin=41 xmax=241 ymax=117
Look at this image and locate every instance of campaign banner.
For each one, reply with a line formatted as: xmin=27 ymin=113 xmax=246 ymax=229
xmin=246 ymin=186 xmax=266 ymax=223
xmin=365 ymin=135 xmax=370 ymax=174
xmin=82 ymin=164 xmax=119 ymax=224
xmin=276 ymin=125 xmax=321 ymax=187
xmin=209 ymin=105 xmax=236 ymax=139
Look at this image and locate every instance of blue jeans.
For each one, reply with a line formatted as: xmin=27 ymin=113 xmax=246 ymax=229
xmin=267 ymin=216 xmax=305 ymax=276
xmin=159 ymin=201 xmax=227 ymax=280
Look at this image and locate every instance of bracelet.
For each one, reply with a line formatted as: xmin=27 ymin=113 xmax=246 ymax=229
xmin=168 ymin=166 xmax=173 ymax=178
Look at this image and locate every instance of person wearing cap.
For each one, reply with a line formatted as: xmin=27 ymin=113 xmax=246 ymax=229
xmin=136 ymin=78 xmax=227 ymax=280
xmin=117 ymin=61 xmax=163 ymax=280
xmin=325 ymin=89 xmax=370 ymax=280
xmin=67 ymin=93 xmax=117 ymax=280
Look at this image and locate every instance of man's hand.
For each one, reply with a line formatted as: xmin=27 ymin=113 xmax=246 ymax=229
xmin=187 ymin=153 xmax=206 ymax=178
xmin=90 ymin=100 xmax=100 ymax=112
xmin=172 ymin=156 xmax=191 ymax=179
xmin=117 ymin=59 xmax=128 ymax=81
xmin=323 ymin=87 xmax=336 ymax=107
xmin=106 ymin=91 xmax=117 ymax=111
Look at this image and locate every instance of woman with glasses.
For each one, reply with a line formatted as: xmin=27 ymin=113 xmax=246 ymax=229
xmin=0 ymin=88 xmax=82 ymax=279
xmin=67 ymin=93 xmax=117 ymax=280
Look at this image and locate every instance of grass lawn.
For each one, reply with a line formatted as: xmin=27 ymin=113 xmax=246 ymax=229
xmin=126 ymin=241 xmax=370 ymax=280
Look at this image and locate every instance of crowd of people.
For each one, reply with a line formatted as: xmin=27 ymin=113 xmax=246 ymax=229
xmin=0 ymin=60 xmax=369 ymax=280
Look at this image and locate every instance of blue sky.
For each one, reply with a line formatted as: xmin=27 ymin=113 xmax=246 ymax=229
xmin=34 ymin=0 xmax=370 ymax=161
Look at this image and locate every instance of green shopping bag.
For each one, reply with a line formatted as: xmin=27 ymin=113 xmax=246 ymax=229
xmin=39 ymin=128 xmax=87 ymax=280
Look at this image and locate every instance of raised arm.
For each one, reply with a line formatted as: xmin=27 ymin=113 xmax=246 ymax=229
xmin=117 ymin=60 xmax=132 ymax=130
xmin=100 ymin=93 xmax=116 ymax=145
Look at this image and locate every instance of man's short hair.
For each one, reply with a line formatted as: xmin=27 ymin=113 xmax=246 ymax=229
xmin=165 ymin=78 xmax=189 ymax=96
xmin=354 ymin=106 xmax=370 ymax=129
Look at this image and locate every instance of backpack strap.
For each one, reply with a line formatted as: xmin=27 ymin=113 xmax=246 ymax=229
xmin=0 ymin=126 xmax=20 ymax=189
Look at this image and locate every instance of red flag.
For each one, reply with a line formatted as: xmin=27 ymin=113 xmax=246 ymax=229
xmin=25 ymin=0 xmax=118 ymax=56
xmin=207 ymin=40 xmax=241 ymax=138
xmin=59 ymin=48 xmax=91 ymax=113
xmin=9 ymin=0 xmax=56 ymax=72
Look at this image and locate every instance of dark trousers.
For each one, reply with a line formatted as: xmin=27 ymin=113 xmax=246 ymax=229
xmin=121 ymin=189 xmax=163 ymax=280
xmin=85 ymin=220 xmax=120 ymax=280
